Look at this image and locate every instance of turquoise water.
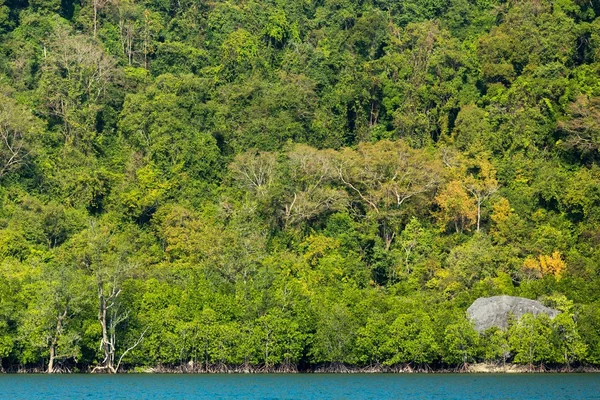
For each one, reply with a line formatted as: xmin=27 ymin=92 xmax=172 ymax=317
xmin=0 ymin=373 xmax=599 ymax=399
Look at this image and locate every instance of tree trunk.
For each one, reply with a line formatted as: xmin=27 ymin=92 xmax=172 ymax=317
xmin=98 ymin=285 xmax=116 ymax=373
xmin=264 ymin=331 xmax=270 ymax=367
xmin=48 ymin=308 xmax=67 ymax=373
xmin=476 ymin=199 xmax=482 ymax=232
xmin=48 ymin=344 xmax=55 ymax=374
xmin=93 ymin=3 xmax=98 ymax=39
xmin=94 ymin=283 xmax=144 ymax=374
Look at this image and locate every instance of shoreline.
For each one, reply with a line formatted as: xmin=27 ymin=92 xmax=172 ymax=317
xmin=4 ymin=363 xmax=600 ymax=374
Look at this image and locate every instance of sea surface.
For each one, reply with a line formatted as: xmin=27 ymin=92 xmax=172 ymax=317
xmin=0 ymin=373 xmax=599 ymax=399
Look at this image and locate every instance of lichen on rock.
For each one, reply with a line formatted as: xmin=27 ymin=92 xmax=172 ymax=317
xmin=467 ymin=295 xmax=559 ymax=332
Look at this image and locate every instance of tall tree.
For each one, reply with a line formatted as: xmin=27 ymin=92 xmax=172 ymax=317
xmin=68 ymin=221 xmax=148 ymax=373
xmin=0 ymin=89 xmax=40 ymax=178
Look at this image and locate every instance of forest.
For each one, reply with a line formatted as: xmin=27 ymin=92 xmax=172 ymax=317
xmin=1 ymin=0 xmax=600 ymax=373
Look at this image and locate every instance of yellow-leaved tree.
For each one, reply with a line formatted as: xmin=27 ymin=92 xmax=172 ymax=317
xmin=521 ymin=251 xmax=566 ymax=281
xmin=434 ymin=180 xmax=477 ymax=233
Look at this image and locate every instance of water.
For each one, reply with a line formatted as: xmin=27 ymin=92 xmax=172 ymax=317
xmin=0 ymin=373 xmax=598 ymax=399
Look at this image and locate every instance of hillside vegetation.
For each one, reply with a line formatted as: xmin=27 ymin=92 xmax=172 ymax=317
xmin=1 ymin=0 xmax=600 ymax=372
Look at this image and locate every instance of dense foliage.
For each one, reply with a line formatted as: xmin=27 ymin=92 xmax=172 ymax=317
xmin=1 ymin=0 xmax=600 ymax=372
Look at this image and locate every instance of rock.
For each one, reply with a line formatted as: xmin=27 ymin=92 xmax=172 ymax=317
xmin=468 ymin=363 xmax=529 ymax=373
xmin=467 ymin=295 xmax=559 ymax=332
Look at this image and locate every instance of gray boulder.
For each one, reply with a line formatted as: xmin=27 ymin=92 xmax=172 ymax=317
xmin=467 ymin=295 xmax=559 ymax=332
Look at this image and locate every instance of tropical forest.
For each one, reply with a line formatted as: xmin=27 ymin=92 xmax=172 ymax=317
xmin=1 ymin=0 xmax=600 ymax=373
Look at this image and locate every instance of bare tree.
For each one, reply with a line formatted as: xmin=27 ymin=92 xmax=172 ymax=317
xmin=95 ymin=279 xmax=147 ymax=373
xmin=77 ymin=222 xmax=147 ymax=373
xmin=558 ymin=96 xmax=600 ymax=157
xmin=283 ymin=145 xmax=346 ymax=226
xmin=335 ymin=140 xmax=439 ymax=214
xmin=92 ymin=0 xmax=111 ymax=39
xmin=464 ymin=158 xmax=499 ymax=232
xmin=0 ymin=90 xmax=39 ymax=178
xmin=40 ymin=27 xmax=116 ymax=144
xmin=230 ymin=150 xmax=277 ymax=195
xmin=334 ymin=140 xmax=440 ymax=249
xmin=113 ymin=0 xmax=139 ymax=65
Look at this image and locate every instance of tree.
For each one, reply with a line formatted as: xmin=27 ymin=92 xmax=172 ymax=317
xmin=310 ymin=299 xmax=358 ymax=366
xmin=450 ymin=105 xmax=493 ymax=153
xmin=112 ymin=0 xmax=139 ymax=65
xmin=480 ymin=327 xmax=510 ymax=367
xmin=446 ymin=233 xmax=496 ymax=288
xmin=435 ymin=180 xmax=477 ymax=233
xmin=68 ymin=221 xmax=148 ymax=373
xmin=0 ymin=89 xmax=40 ymax=179
xmin=397 ymin=217 xmax=432 ymax=277
xmin=521 ymin=251 xmax=567 ymax=282
xmin=139 ymin=10 xmax=162 ymax=70
xmin=490 ymin=197 xmax=526 ymax=246
xmin=118 ymin=74 xmax=221 ymax=185
xmin=220 ymin=29 xmax=260 ymax=78
xmin=355 ymin=313 xmax=391 ymax=366
xmin=578 ymin=304 xmax=600 ymax=365
xmin=230 ymin=150 xmax=277 ymax=196
xmin=0 ymin=261 xmax=24 ymax=372
xmin=92 ymin=0 xmax=111 ymax=39
xmin=282 ymin=145 xmax=346 ymax=227
xmin=252 ymin=310 xmax=305 ymax=369
xmin=509 ymin=313 xmax=557 ymax=369
xmin=37 ymin=26 xmax=117 ymax=147
xmin=552 ymin=313 xmax=587 ymax=369
xmin=442 ymin=316 xmax=479 ymax=369
xmin=157 ymin=204 xmax=267 ymax=292
xmin=477 ymin=1 xmax=576 ymax=84
xmin=19 ymin=260 xmax=91 ymax=373
xmin=558 ymin=96 xmax=600 ymax=160
xmin=335 ymin=140 xmax=440 ymax=248
xmin=383 ymin=311 xmax=439 ymax=368
xmin=464 ymin=157 xmax=498 ymax=232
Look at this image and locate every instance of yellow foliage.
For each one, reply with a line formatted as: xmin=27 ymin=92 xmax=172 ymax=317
xmin=539 ymin=251 xmax=566 ymax=279
xmin=491 ymin=198 xmax=511 ymax=226
xmin=434 ymin=180 xmax=477 ymax=233
xmin=426 ymin=268 xmax=456 ymax=293
xmin=521 ymin=251 xmax=566 ymax=281
xmin=490 ymin=197 xmax=516 ymax=244
xmin=521 ymin=256 xmax=542 ymax=280
xmin=302 ymin=235 xmax=340 ymax=266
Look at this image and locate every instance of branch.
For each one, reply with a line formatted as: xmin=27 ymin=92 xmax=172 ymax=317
xmin=284 ymin=192 xmax=298 ymax=222
xmin=115 ymin=326 xmax=148 ymax=373
xmin=337 ymin=167 xmax=380 ymax=214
